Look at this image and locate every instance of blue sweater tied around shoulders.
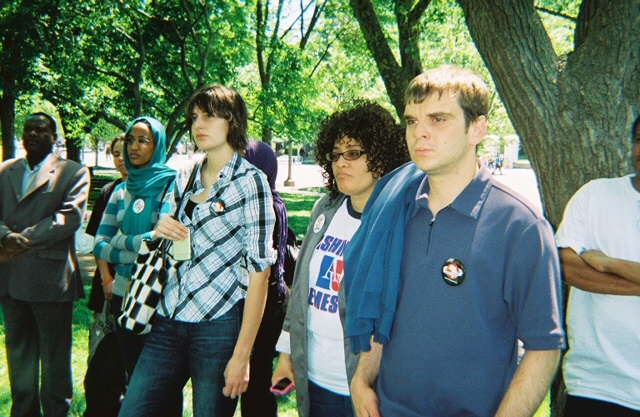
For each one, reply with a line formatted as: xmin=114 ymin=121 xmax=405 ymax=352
xmin=343 ymin=162 xmax=424 ymax=353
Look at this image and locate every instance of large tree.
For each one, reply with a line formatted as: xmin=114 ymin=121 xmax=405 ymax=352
xmin=458 ymin=0 xmax=639 ymax=228
xmin=40 ymin=0 xmax=252 ymax=153
xmin=0 ymin=1 xmax=57 ymax=161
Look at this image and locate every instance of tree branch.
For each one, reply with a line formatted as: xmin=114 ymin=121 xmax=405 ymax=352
xmin=535 ymin=5 xmax=577 ymax=22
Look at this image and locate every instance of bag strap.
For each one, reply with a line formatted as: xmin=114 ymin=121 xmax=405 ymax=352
xmin=159 ymin=163 xmax=200 ymax=258
xmin=171 ymin=164 xmax=199 ymax=221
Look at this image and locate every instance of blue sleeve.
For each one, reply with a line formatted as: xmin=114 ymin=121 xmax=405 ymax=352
xmin=508 ymin=218 xmax=566 ymax=350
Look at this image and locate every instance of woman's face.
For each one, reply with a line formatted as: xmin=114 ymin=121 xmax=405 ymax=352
xmin=331 ymin=136 xmax=376 ymax=204
xmin=190 ymin=106 xmax=231 ymax=153
xmin=112 ymin=140 xmax=128 ymax=178
xmin=126 ymin=122 xmax=156 ymax=168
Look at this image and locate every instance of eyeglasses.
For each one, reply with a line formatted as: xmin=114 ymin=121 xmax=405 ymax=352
xmin=124 ymin=136 xmax=153 ymax=146
xmin=325 ymin=150 xmax=366 ymax=162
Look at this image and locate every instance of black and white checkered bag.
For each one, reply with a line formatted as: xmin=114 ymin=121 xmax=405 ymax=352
xmin=118 ymin=165 xmax=197 ymax=335
xmin=118 ymin=238 xmax=176 ymax=335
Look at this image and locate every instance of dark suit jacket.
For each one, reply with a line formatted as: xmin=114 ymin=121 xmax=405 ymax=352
xmin=0 ymin=154 xmax=90 ymax=302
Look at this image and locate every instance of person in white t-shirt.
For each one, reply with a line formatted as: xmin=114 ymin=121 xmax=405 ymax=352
xmin=556 ymin=114 xmax=640 ymax=417
xmin=272 ymin=101 xmax=409 ymax=417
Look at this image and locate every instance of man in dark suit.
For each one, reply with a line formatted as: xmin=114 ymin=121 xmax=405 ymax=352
xmin=0 ymin=112 xmax=90 ymax=417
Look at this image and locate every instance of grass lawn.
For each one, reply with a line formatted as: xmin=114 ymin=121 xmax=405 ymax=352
xmin=0 ymin=180 xmax=550 ymax=416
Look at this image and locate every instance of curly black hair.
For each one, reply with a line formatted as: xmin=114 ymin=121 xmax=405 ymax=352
xmin=315 ymin=100 xmax=410 ymax=197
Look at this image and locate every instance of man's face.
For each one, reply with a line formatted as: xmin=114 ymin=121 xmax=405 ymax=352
xmin=22 ymin=115 xmax=56 ymax=158
xmin=403 ymin=92 xmax=485 ymax=176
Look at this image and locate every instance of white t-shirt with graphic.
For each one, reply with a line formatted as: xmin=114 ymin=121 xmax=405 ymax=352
xmin=307 ymin=199 xmax=361 ymax=395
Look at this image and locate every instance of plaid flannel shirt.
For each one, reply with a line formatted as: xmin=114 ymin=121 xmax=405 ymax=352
xmin=158 ymin=152 xmax=276 ymax=322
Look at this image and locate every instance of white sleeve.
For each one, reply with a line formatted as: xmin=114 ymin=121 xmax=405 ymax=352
xmin=275 ymin=330 xmax=291 ymax=355
xmin=555 ymin=181 xmax=592 ymax=254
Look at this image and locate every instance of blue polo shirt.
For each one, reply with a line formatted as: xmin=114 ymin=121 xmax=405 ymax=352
xmin=378 ymin=167 xmax=565 ymax=417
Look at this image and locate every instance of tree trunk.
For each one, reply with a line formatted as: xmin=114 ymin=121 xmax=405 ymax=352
xmin=261 ymin=124 xmax=273 ymax=145
xmin=65 ymin=137 xmax=82 ymax=162
xmin=0 ymin=89 xmax=17 ymax=161
xmin=57 ymin=109 xmax=84 ymax=164
xmin=349 ymin=0 xmax=424 ymax=118
xmin=457 ymin=0 xmax=639 ymax=229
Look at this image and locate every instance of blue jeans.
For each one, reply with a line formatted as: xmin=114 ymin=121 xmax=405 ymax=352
xmin=308 ymin=379 xmax=355 ymax=417
xmin=118 ymin=304 xmax=242 ymax=417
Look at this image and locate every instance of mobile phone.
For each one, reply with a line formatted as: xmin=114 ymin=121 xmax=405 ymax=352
xmin=270 ymin=377 xmax=294 ymax=395
xmin=172 ymin=229 xmax=191 ymax=261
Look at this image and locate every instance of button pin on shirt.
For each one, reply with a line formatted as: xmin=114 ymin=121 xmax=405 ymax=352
xmin=442 ymin=258 xmax=466 ymax=286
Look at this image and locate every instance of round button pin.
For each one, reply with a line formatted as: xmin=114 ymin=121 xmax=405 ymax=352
xmin=441 ymin=258 xmax=466 ymax=286
xmin=313 ymin=214 xmax=325 ymax=233
xmin=133 ymin=198 xmax=145 ymax=214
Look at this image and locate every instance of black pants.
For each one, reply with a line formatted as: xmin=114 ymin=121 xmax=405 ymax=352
xmin=0 ymin=296 xmax=74 ymax=417
xmin=240 ymin=284 xmax=286 ymax=417
xmin=564 ymin=395 xmax=640 ymax=417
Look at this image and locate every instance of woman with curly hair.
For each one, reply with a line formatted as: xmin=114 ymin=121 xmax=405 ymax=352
xmin=272 ymin=100 xmax=409 ymax=417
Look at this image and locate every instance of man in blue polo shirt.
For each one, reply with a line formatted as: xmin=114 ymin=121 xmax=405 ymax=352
xmin=345 ymin=66 xmax=565 ymax=417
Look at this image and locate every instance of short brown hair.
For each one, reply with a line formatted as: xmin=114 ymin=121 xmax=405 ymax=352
xmin=404 ymin=65 xmax=489 ymax=129
xmin=186 ymin=84 xmax=248 ymax=151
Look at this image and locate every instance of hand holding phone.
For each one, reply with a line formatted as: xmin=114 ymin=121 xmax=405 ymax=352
xmin=270 ymin=377 xmax=295 ymax=395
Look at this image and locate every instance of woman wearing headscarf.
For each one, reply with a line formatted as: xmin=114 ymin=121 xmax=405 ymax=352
xmin=241 ymin=140 xmax=290 ymax=417
xmin=92 ymin=117 xmax=182 ymax=416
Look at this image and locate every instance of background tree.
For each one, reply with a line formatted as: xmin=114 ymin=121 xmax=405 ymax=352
xmin=0 ymin=1 xmax=56 ymax=161
xmin=253 ymin=0 xmax=326 ymax=146
xmin=349 ymin=0 xmax=427 ymax=116
xmin=40 ymin=0 xmax=252 ymax=156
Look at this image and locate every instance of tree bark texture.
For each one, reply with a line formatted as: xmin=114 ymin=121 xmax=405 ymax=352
xmin=349 ymin=0 xmax=428 ymax=117
xmin=457 ymin=0 xmax=639 ymax=229
xmin=1 ymin=90 xmax=17 ymax=161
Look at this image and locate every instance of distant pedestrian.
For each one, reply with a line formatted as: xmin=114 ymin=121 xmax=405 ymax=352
xmin=492 ymin=153 xmax=504 ymax=175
